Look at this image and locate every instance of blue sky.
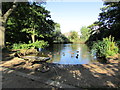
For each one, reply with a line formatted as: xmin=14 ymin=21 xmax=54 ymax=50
xmin=45 ymin=1 xmax=104 ymax=34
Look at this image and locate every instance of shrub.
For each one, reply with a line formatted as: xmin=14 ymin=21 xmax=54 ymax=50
xmin=12 ymin=40 xmax=49 ymax=49
xmin=92 ymin=36 xmax=119 ymax=58
xmin=32 ymin=40 xmax=49 ymax=48
xmin=116 ymin=41 xmax=120 ymax=53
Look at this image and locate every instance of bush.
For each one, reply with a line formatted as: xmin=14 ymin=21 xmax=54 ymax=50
xmin=92 ymin=36 xmax=119 ymax=58
xmin=116 ymin=41 xmax=120 ymax=53
xmin=12 ymin=40 xmax=49 ymax=49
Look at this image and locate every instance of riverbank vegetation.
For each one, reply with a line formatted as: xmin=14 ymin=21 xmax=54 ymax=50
xmin=1 ymin=2 xmax=69 ymax=50
xmin=11 ymin=40 xmax=48 ymax=49
xmin=52 ymin=23 xmax=70 ymax=44
xmin=91 ymin=36 xmax=119 ymax=59
xmin=80 ymin=26 xmax=91 ymax=43
xmin=86 ymin=2 xmax=120 ymax=59
xmin=68 ymin=31 xmax=80 ymax=43
xmin=1 ymin=1 xmax=120 ymax=59
xmin=1 ymin=1 xmax=120 ymax=88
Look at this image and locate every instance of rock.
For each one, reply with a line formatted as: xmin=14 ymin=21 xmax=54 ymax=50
xmin=13 ymin=62 xmax=26 ymax=67
xmin=40 ymin=68 xmax=50 ymax=73
xmin=107 ymin=54 xmax=119 ymax=60
xmin=3 ymin=56 xmax=14 ymax=61
xmin=14 ymin=53 xmax=21 ymax=58
xmin=40 ymin=66 xmax=50 ymax=73
xmin=1 ymin=57 xmax=26 ymax=67
xmin=25 ymin=62 xmax=32 ymax=66
xmin=9 ymin=52 xmax=16 ymax=57
xmin=32 ymin=64 xmax=42 ymax=70
xmin=21 ymin=56 xmax=50 ymax=62
xmin=107 ymin=59 xmax=114 ymax=63
xmin=23 ymin=65 xmax=33 ymax=70
xmin=12 ymin=49 xmax=38 ymax=56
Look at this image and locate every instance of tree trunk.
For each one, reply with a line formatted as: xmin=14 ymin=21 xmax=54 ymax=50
xmin=0 ymin=0 xmax=18 ymax=48
xmin=31 ymin=28 xmax=36 ymax=43
xmin=0 ymin=26 xmax=5 ymax=48
xmin=0 ymin=6 xmax=5 ymax=48
xmin=31 ymin=35 xmax=35 ymax=43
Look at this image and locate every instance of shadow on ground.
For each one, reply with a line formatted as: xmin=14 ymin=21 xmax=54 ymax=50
xmin=0 ymin=56 xmax=120 ymax=88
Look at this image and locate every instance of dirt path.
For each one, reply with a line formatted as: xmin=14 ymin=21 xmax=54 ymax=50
xmin=2 ymin=67 xmax=53 ymax=88
xmin=0 ymin=56 xmax=120 ymax=88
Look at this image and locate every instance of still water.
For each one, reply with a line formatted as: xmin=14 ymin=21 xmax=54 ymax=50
xmin=39 ymin=44 xmax=97 ymax=65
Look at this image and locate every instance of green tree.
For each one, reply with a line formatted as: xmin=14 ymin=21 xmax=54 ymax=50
xmin=68 ymin=31 xmax=79 ymax=42
xmin=87 ymin=2 xmax=120 ymax=42
xmin=0 ymin=1 xmax=18 ymax=48
xmin=5 ymin=2 xmax=55 ymax=44
xmin=21 ymin=2 xmax=54 ymax=43
xmin=98 ymin=2 xmax=120 ymax=40
xmin=52 ymin=23 xmax=69 ymax=43
xmin=1 ymin=1 xmax=46 ymax=47
xmin=53 ymin=23 xmax=61 ymax=42
xmin=80 ymin=26 xmax=91 ymax=42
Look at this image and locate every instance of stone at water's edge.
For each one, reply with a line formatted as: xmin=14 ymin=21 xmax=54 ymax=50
xmin=21 ymin=56 xmax=50 ymax=62
xmin=11 ymin=49 xmax=38 ymax=56
xmin=20 ymin=56 xmax=51 ymax=73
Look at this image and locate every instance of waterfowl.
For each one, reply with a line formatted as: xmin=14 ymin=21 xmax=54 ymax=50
xmin=68 ymin=51 xmax=74 ymax=54
xmin=77 ymin=51 xmax=79 ymax=53
xmin=71 ymin=52 xmax=74 ymax=54
xmin=76 ymin=54 xmax=79 ymax=59
xmin=63 ymin=52 xmax=65 ymax=56
xmin=71 ymin=55 xmax=74 ymax=57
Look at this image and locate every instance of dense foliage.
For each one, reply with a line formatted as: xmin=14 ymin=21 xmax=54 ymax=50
xmin=2 ymin=2 xmax=70 ymax=48
xmin=52 ymin=23 xmax=69 ymax=43
xmin=68 ymin=31 xmax=80 ymax=42
xmin=92 ymin=36 xmax=118 ymax=58
xmin=80 ymin=26 xmax=91 ymax=42
xmin=2 ymin=1 xmax=120 ymax=59
xmin=5 ymin=2 xmax=55 ymax=45
xmin=87 ymin=2 xmax=120 ymax=42
xmin=1 ymin=1 xmax=46 ymax=48
xmin=84 ymin=1 xmax=120 ymax=59
xmin=12 ymin=40 xmax=48 ymax=49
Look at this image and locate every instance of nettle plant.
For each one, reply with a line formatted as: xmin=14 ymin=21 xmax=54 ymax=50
xmin=92 ymin=36 xmax=118 ymax=58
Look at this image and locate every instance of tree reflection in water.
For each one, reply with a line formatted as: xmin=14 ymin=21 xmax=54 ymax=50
xmin=40 ymin=44 xmax=97 ymax=65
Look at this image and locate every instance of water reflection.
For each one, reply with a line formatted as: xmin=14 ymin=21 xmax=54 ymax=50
xmin=40 ymin=44 xmax=97 ymax=65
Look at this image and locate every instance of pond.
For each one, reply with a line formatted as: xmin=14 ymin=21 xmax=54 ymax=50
xmin=37 ymin=44 xmax=97 ymax=65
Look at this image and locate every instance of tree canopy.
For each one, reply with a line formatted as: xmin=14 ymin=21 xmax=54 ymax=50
xmin=4 ymin=2 xmax=55 ymax=44
xmin=87 ymin=2 xmax=120 ymax=42
xmin=80 ymin=26 xmax=91 ymax=42
xmin=1 ymin=0 xmax=47 ymax=47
